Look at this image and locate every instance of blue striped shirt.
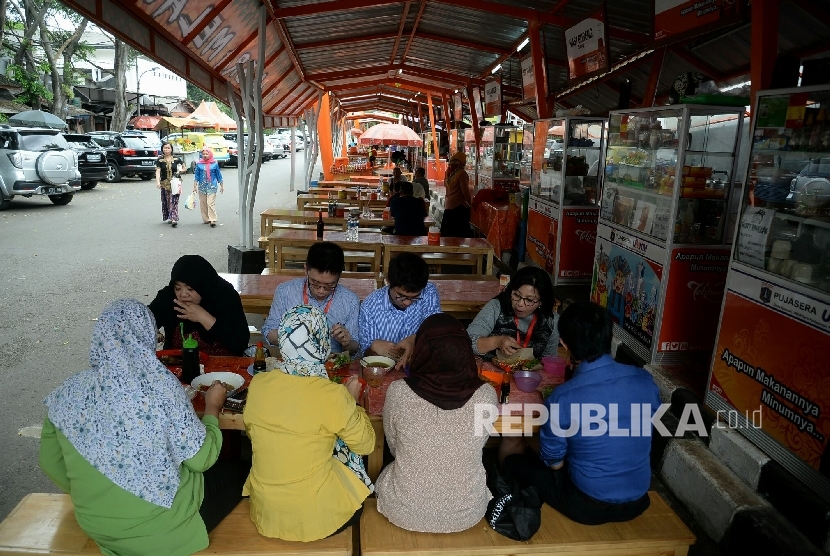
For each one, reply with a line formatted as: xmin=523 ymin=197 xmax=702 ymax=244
xmin=358 ymin=282 xmax=441 ymax=354
xmin=262 ymin=277 xmax=360 ymax=353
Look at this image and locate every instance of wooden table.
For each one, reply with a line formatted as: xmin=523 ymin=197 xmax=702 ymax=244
xmin=267 ymin=229 xmax=383 ymax=272
xmin=189 ymin=355 xmax=253 ymax=430
xmin=219 ymin=272 xmax=379 ymax=314
xmin=431 ymin=278 xmax=501 ymax=319
xmin=381 ymin=235 xmax=494 ymax=276
xmin=261 ymin=207 xmax=433 ymax=234
xmin=296 ymin=194 xmax=361 ymax=211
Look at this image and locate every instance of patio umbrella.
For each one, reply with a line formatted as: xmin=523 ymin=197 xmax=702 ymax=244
xmin=358 ymin=123 xmax=422 ymax=167
xmin=128 ymin=115 xmax=161 ymax=129
xmin=9 ymin=109 xmax=67 ymax=130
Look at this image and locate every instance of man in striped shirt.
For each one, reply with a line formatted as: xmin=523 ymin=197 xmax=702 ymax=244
xmin=358 ymin=252 xmax=441 ymax=369
xmin=262 ymin=242 xmax=360 ymax=354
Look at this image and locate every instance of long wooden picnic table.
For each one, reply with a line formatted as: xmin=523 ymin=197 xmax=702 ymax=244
xmin=297 ymin=194 xmax=389 ymax=212
xmin=381 ymin=235 xmax=494 ymax=276
xmin=260 ymin=208 xmax=434 ymax=235
xmin=267 ymin=229 xmax=384 ymax=272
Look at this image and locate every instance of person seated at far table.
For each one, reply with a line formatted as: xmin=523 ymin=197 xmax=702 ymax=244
xmin=500 ymin=301 xmax=661 ymax=525
xmin=385 ymin=178 xmax=401 ymax=208
xmin=388 ymin=167 xmax=403 ymax=190
xmin=40 ymin=300 xmax=247 ymax=556
xmin=467 ymin=265 xmax=559 ymax=361
xmin=412 ymin=166 xmax=430 ymax=199
xmin=390 ymin=181 xmax=427 ymax=236
xmin=244 ymin=305 xmax=375 ymax=541
xmin=149 ymin=254 xmax=249 ymax=356
xmin=358 ymin=252 xmax=441 ymax=369
xmin=261 ymin=242 xmax=359 ymax=355
xmin=376 ymin=313 xmax=497 ymax=533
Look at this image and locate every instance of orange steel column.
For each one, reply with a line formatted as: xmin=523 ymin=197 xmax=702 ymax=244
xmin=427 ymin=94 xmax=439 ymax=164
xmin=318 ymin=94 xmax=334 ymax=180
xmin=341 ymin=117 xmax=348 ymax=157
xmin=642 ymin=48 xmax=666 ymax=108
xmin=528 ymin=15 xmax=550 ymax=119
xmin=750 ymin=0 xmax=780 ymax=111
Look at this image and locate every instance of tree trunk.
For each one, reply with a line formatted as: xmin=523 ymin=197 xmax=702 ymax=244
xmin=110 ymin=39 xmax=132 ymax=131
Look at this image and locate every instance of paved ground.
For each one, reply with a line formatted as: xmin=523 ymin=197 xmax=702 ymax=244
xmin=0 ymin=154 xmax=312 ymax=519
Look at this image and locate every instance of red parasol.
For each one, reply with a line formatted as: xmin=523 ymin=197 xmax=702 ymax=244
xmin=358 ymin=123 xmax=422 ymax=147
xmin=128 ymin=115 xmax=161 ymax=129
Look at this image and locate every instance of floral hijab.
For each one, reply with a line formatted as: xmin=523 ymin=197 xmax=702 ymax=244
xmin=44 ymin=300 xmax=206 ymax=508
xmin=276 ymin=305 xmax=374 ymax=492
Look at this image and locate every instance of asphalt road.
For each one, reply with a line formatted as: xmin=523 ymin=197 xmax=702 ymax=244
xmin=0 ymin=154 xmax=315 ymax=518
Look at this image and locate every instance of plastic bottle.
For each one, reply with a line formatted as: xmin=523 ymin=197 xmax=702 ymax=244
xmin=316 ymin=211 xmax=324 ymax=239
xmin=253 ymin=342 xmax=267 ymax=373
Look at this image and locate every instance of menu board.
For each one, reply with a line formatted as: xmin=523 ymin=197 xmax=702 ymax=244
xmin=564 ymin=7 xmax=608 ymax=80
xmin=521 ymin=55 xmax=535 ymax=99
xmin=736 ymin=206 xmax=775 ymax=269
xmin=484 ymin=80 xmax=501 ymax=117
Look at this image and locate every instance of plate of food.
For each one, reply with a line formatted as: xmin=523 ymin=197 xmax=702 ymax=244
xmin=325 ymin=352 xmax=352 ymax=375
xmin=493 ymin=357 xmax=542 ymax=373
xmin=191 ymin=372 xmax=245 ymax=397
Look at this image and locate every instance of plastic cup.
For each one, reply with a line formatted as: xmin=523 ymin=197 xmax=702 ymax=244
xmin=542 ymin=356 xmax=566 ymax=377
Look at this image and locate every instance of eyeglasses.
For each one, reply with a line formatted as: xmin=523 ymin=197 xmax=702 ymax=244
xmin=390 ymin=290 xmax=422 ymax=304
xmin=307 ymin=275 xmax=338 ymax=292
xmin=511 ymin=291 xmax=540 ymax=307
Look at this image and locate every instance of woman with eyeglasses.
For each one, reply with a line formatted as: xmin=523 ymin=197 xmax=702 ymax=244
xmin=466 ymin=266 xmax=559 ymax=361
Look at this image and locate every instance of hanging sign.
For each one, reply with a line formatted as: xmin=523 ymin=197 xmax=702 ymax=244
xmin=736 ymin=206 xmax=775 ymax=270
xmin=453 ymin=93 xmax=463 ymax=122
xmin=472 ymin=87 xmax=483 ymax=122
xmin=654 ymin=0 xmax=736 ymax=41
xmin=564 ymin=6 xmax=608 ymax=80
xmin=484 ymin=80 xmax=501 ymax=118
xmin=521 ymin=55 xmax=536 ymax=100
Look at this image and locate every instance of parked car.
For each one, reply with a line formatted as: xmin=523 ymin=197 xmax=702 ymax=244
xmin=224 ymin=133 xmax=276 ymax=162
xmin=0 ymin=125 xmax=80 ymax=209
xmin=87 ymin=131 xmax=159 ymax=182
xmin=223 ymin=137 xmax=273 ymax=166
xmin=788 ymin=158 xmax=830 ymax=211
xmin=62 ymin=133 xmax=108 ymax=190
xmin=267 ymin=135 xmax=290 ymax=158
xmin=130 ymin=130 xmax=161 ymax=151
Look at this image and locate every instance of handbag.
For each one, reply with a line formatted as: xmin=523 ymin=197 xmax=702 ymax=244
xmin=169 ymin=177 xmax=182 ymax=195
xmin=184 ymin=191 xmax=197 ymax=210
xmin=484 ymin=458 xmax=542 ymax=541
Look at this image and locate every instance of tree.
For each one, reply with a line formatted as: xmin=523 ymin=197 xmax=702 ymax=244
xmin=109 ymin=37 xmax=132 ymax=131
xmin=39 ymin=8 xmax=89 ymax=119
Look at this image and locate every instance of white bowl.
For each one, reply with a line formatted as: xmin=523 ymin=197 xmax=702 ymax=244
xmin=191 ymin=372 xmax=245 ymax=396
xmin=360 ymin=355 xmax=396 ymax=369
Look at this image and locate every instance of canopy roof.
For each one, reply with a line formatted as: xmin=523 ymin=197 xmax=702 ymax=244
xmin=57 ymin=0 xmax=830 ymax=122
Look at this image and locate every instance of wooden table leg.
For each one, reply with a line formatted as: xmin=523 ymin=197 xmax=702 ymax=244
xmin=485 ymin=251 xmax=493 ymax=276
xmin=368 ymin=415 xmax=384 ymax=482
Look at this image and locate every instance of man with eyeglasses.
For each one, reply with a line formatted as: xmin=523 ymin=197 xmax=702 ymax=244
xmin=358 ymin=252 xmax=440 ymax=369
xmin=262 ymin=242 xmax=360 ymax=355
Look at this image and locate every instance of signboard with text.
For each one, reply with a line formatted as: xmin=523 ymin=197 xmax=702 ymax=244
xmin=654 ymin=0 xmax=743 ymax=41
xmin=521 ymin=55 xmax=536 ymax=99
xmin=484 ymin=79 xmax=501 ymax=117
xmin=707 ymin=265 xmax=830 ymax=482
xmin=564 ymin=6 xmax=608 ymax=80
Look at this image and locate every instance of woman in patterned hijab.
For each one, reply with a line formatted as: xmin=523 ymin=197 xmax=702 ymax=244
xmin=275 ymin=305 xmax=373 ymax=491
xmin=40 ymin=299 xmax=239 ymax=556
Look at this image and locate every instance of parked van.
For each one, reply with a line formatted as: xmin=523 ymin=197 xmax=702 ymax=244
xmin=165 ymin=132 xmax=230 ymax=169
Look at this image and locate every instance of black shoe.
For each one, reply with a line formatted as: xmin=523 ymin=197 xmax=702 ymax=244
xmin=210 ymin=223 xmax=216 ymax=228
xmin=171 ymin=221 xmax=178 ymax=228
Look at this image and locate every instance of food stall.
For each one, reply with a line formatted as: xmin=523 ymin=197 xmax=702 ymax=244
xmin=478 ymin=125 xmax=521 ymax=192
xmin=423 ymin=130 xmax=447 ymax=183
xmin=526 ymin=117 xmax=605 ymax=285
xmin=705 ymin=85 xmax=830 ymax=501
xmin=589 ymin=105 xmax=744 ymax=365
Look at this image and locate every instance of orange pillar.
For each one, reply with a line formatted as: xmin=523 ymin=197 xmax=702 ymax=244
xmin=318 ymin=94 xmax=334 ymax=180
xmin=750 ymin=0 xmax=780 ymax=111
xmin=427 ymin=95 xmax=439 ymax=162
xmin=528 ymin=15 xmax=551 ymax=119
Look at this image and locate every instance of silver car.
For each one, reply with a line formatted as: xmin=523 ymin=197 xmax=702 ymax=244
xmin=0 ymin=125 xmax=80 ymax=210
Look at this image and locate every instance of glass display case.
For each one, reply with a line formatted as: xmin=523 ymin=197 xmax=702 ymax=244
xmin=526 ymin=117 xmax=605 ymax=285
xmin=591 ymin=104 xmax=744 ymax=365
xmin=705 ymin=86 xmax=830 ymax=501
xmin=464 ymin=128 xmax=478 ymax=189
xmin=478 ymin=125 xmax=521 ymax=192
xmin=520 ymin=124 xmax=534 ymax=189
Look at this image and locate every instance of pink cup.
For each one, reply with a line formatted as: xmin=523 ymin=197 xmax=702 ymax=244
xmin=542 ymin=356 xmax=566 ymax=377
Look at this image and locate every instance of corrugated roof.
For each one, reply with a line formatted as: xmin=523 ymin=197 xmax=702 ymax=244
xmin=416 ymin=3 xmax=525 ymax=52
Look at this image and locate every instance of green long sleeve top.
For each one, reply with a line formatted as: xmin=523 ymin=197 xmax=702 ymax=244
xmin=38 ymin=415 xmax=222 ymax=556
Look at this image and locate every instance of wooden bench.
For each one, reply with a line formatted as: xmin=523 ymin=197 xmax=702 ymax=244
xmin=361 ymin=494 xmax=694 ymax=556
xmin=258 ymin=223 xmax=343 ymax=251
xmin=0 ymin=494 xmax=352 ymax=555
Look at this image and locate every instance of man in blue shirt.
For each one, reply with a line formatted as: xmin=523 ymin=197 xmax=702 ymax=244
xmin=262 ymin=242 xmax=359 ymax=354
xmin=358 ymin=252 xmax=440 ymax=369
xmin=501 ymin=301 xmax=661 ymax=525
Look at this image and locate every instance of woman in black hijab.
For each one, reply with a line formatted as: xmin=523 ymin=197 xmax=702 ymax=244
xmin=149 ymin=255 xmax=249 ymax=356
xmin=375 ymin=314 xmax=496 ymax=533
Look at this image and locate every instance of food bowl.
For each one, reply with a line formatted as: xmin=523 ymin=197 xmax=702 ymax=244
xmin=191 ymin=372 xmax=245 ymax=397
xmin=360 ymin=356 xmax=396 ymax=369
xmin=513 ymin=370 xmax=542 ymax=393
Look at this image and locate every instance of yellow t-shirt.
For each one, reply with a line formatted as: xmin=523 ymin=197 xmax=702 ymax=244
xmin=243 ymin=371 xmax=375 ymax=541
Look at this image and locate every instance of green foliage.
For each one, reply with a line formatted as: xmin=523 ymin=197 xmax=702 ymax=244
xmin=8 ymin=63 xmax=53 ymax=107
